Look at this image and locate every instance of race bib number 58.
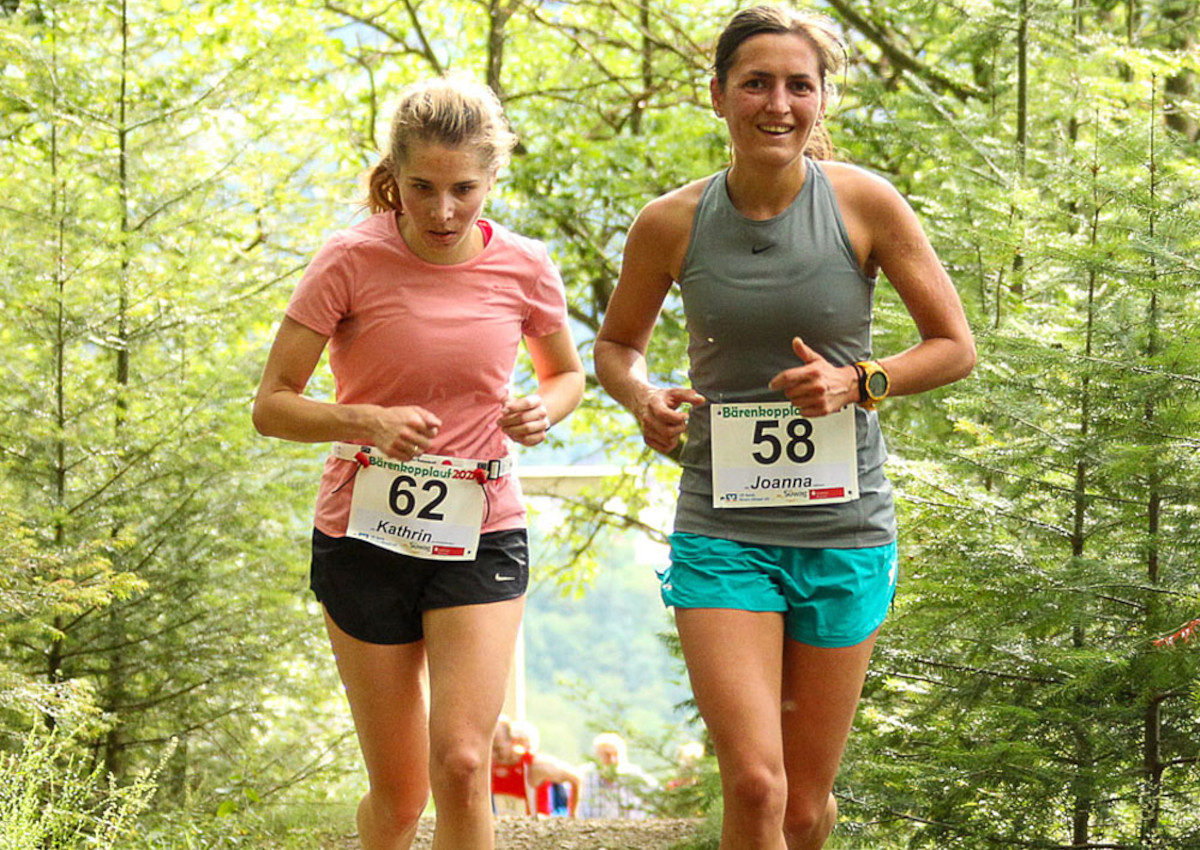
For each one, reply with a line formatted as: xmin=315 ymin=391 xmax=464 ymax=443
xmin=710 ymin=403 xmax=859 ymax=508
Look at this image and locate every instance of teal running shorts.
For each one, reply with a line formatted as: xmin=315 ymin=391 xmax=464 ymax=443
xmin=661 ymin=532 xmax=899 ymax=648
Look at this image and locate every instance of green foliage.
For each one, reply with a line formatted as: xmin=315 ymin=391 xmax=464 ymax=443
xmin=0 ymin=725 xmax=163 ymax=849
xmin=524 ymin=526 xmax=696 ymax=765
xmin=0 ymin=0 xmax=354 ymax=820
xmin=126 ymin=802 xmax=357 ymax=850
xmin=0 ymin=0 xmax=1197 ymax=846
xmin=832 ymin=5 xmax=1200 ymax=846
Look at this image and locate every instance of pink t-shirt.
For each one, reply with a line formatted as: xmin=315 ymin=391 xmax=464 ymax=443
xmin=286 ymin=212 xmax=568 ymax=538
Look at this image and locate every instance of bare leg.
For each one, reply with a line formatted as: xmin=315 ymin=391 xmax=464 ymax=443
xmin=676 ymin=608 xmax=788 ymax=850
xmin=780 ymin=631 xmax=878 ymax=850
xmin=423 ymin=597 xmax=525 ymax=850
xmin=324 ymin=610 xmax=430 ymax=850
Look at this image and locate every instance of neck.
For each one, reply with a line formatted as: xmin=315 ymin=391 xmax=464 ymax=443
xmin=725 ymin=156 xmax=808 ymax=220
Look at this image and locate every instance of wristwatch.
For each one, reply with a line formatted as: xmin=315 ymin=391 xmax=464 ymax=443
xmin=854 ymin=360 xmax=890 ymax=410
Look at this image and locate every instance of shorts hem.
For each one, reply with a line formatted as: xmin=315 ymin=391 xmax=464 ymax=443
xmin=785 ymin=620 xmax=884 ymax=649
xmin=663 ymin=601 xmax=788 ymax=615
xmin=422 ymin=590 xmax=526 ymax=613
xmin=317 ymin=600 xmax=424 ymax=646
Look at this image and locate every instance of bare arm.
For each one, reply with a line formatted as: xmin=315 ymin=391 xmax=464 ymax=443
xmin=768 ymin=164 xmax=975 ymax=415
xmin=530 ymin=755 xmax=584 ymax=818
xmin=498 ymin=327 xmax=585 ymax=447
xmin=595 ymin=187 xmax=707 ymax=454
xmin=251 ymin=316 xmax=441 ymax=459
xmin=862 ymin=174 xmax=976 ymax=394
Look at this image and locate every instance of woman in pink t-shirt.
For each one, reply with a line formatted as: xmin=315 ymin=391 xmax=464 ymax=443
xmin=253 ymin=76 xmax=583 ymax=850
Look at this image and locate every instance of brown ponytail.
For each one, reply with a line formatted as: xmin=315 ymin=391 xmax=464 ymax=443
xmin=805 ymin=124 xmax=835 ymax=161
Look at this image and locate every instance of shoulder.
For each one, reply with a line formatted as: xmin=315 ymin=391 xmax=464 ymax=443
xmin=631 ymin=175 xmax=713 ymax=242
xmin=819 ymin=161 xmax=901 ymax=204
xmin=818 ymin=160 xmax=911 ymax=222
xmin=623 ymin=174 xmax=716 ymax=280
xmin=315 ymin=213 xmax=401 ymax=271
xmin=818 ymin=160 xmax=924 ymax=272
xmin=488 ymin=220 xmax=548 ymax=260
xmin=336 ymin=211 xmax=398 ymax=249
xmin=485 ymin=220 xmax=559 ymax=272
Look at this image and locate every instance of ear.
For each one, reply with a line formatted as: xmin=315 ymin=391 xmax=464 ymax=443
xmin=710 ymin=76 xmax=724 ymax=118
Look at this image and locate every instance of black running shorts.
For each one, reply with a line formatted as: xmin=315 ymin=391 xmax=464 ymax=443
xmin=310 ymin=527 xmax=529 ymax=645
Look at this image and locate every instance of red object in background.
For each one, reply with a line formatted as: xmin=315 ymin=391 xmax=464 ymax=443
xmin=1154 ymin=617 xmax=1200 ymax=648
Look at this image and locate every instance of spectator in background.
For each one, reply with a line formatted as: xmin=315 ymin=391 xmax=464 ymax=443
xmin=579 ymin=732 xmax=657 ymax=819
xmin=666 ymin=740 xmax=706 ymax=790
xmin=491 ymin=716 xmax=581 ymax=818
xmin=662 ymin=740 xmax=707 ymax=817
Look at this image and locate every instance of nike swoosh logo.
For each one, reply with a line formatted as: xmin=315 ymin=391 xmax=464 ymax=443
xmin=495 ymin=573 xmax=516 ymax=582
xmin=752 ymin=244 xmax=771 ymax=254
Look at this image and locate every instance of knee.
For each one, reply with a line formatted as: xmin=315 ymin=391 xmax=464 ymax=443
xmin=724 ymin=763 xmax=787 ymax=820
xmin=783 ymin=792 xmax=836 ymax=848
xmin=430 ymin=742 xmax=489 ymax=801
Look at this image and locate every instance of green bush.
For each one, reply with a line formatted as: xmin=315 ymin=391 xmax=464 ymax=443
xmin=0 ymin=726 xmax=162 ymax=849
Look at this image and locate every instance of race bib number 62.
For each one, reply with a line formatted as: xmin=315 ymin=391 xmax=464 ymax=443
xmin=345 ymin=450 xmax=486 ymax=560
xmin=710 ymin=403 xmax=859 ymax=508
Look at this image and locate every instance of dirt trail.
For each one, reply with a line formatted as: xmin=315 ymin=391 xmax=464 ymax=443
xmin=325 ymin=817 xmax=703 ymax=849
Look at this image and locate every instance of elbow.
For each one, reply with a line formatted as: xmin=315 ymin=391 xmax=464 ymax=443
xmin=251 ymin=404 xmax=270 ymax=438
xmin=958 ymin=337 xmax=977 ymax=381
xmin=567 ymin=369 xmax=587 ymax=413
xmin=251 ymin=394 xmax=278 ymax=438
xmin=593 ymin=340 xmax=620 ymax=395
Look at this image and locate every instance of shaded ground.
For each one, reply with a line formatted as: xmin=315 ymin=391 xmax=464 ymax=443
xmin=326 ymin=817 xmax=704 ymax=849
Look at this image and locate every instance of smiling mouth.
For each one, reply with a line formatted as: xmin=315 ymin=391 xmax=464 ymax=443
xmin=759 ymin=124 xmax=794 ymax=135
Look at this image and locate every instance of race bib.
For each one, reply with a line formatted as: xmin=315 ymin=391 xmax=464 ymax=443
xmin=710 ymin=403 xmax=859 ymax=508
xmin=339 ymin=446 xmax=489 ymax=560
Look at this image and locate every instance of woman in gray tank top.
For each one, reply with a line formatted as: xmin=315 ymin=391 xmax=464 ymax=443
xmin=596 ymin=6 xmax=975 ymax=850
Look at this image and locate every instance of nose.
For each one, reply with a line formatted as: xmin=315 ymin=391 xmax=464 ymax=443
xmin=432 ymin=192 xmax=454 ymax=221
xmin=766 ymin=81 xmax=789 ymax=113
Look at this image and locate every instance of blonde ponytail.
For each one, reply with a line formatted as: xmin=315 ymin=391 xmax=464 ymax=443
xmin=362 ymin=76 xmax=517 ymax=214
xmin=367 ymin=154 xmax=401 ymax=214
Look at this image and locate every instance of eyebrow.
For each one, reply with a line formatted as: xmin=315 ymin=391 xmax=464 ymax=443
xmin=744 ymin=69 xmax=817 ymax=81
xmin=405 ymin=177 xmax=480 ymax=186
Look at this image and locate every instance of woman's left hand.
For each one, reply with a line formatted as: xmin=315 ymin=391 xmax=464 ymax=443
xmin=499 ymin=393 xmax=552 ymax=446
xmin=768 ymin=337 xmax=858 ymax=417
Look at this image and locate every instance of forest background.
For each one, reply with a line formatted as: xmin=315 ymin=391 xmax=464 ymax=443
xmin=1 ymin=0 xmax=1198 ymax=847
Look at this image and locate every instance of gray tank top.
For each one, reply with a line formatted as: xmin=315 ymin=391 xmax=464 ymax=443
xmin=673 ymin=160 xmax=896 ymax=548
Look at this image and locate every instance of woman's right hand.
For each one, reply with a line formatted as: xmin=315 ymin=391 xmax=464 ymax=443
xmin=636 ymin=388 xmax=706 ymax=455
xmin=367 ymin=405 xmax=442 ymax=460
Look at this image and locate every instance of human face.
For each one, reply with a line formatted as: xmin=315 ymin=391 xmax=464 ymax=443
xmin=396 ymin=142 xmax=495 ymax=265
xmin=596 ymin=743 xmax=620 ymax=766
xmin=492 ymin=727 xmax=516 ymax=765
xmin=711 ymin=32 xmax=826 ymax=171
